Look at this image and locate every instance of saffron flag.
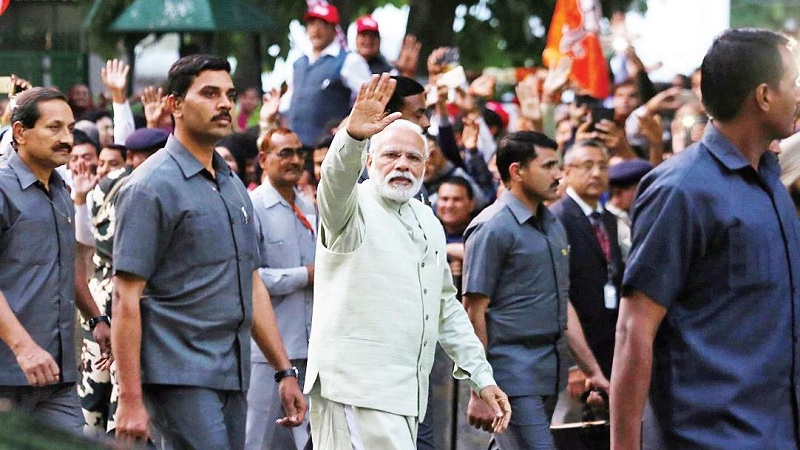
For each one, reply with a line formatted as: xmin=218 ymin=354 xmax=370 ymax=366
xmin=543 ymin=0 xmax=610 ymax=100
xmin=0 ymin=0 xmax=10 ymax=17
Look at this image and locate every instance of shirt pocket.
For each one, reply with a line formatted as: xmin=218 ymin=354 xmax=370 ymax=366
xmin=728 ymin=222 xmax=775 ymax=290
xmin=179 ymin=212 xmax=234 ymax=267
xmin=5 ymin=218 xmax=53 ymax=265
xmin=265 ymin=239 xmax=291 ymax=267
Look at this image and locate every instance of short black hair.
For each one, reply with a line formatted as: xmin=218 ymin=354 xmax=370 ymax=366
xmin=72 ymin=128 xmax=100 ymax=154
xmin=496 ymin=131 xmax=557 ymax=183
xmin=313 ymin=134 xmax=334 ymax=150
xmin=386 ymin=76 xmax=425 ymax=114
xmin=102 ymin=144 xmax=127 ymax=160
xmin=439 ymin=176 xmax=474 ymax=200
xmin=701 ymin=28 xmax=789 ymax=121
xmin=84 ymin=108 xmax=112 ymax=123
xmin=166 ymin=54 xmax=231 ymax=98
xmin=10 ymin=87 xmax=68 ymax=129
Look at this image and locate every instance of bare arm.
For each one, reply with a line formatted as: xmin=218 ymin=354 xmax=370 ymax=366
xmin=112 ymin=273 xmax=149 ymax=442
xmin=74 ymin=247 xmax=112 ymax=369
xmin=0 ymin=289 xmax=60 ymax=386
xmin=610 ymin=289 xmax=666 ymax=450
xmin=462 ymin=293 xmax=510 ymax=433
xmin=463 ymin=293 xmax=490 ymax=350
xmin=565 ymin=301 xmax=609 ymax=392
xmin=251 ymin=271 xmax=306 ymax=427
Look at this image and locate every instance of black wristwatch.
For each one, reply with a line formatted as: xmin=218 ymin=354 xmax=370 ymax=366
xmin=87 ymin=315 xmax=111 ymax=331
xmin=274 ymin=366 xmax=299 ymax=383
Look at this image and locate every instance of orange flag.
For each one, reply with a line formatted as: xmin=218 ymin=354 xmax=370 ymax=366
xmin=543 ymin=0 xmax=610 ymax=100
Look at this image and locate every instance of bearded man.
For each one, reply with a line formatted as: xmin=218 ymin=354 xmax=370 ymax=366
xmin=305 ymin=73 xmax=511 ymax=449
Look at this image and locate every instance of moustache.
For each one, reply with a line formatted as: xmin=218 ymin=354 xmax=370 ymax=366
xmin=212 ymin=113 xmax=232 ymax=122
xmin=387 ymin=171 xmax=416 ymax=183
xmin=550 ymin=181 xmax=560 ymax=189
xmin=54 ymin=143 xmax=72 ymax=153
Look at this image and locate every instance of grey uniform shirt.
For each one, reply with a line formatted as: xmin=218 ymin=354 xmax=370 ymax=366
xmin=0 ymin=150 xmax=77 ymax=385
xmin=463 ymin=191 xmax=570 ymax=397
xmin=113 ymin=136 xmax=262 ymax=391
xmin=250 ymin=180 xmax=315 ymax=362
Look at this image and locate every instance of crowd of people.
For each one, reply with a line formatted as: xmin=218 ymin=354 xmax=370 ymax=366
xmin=1 ymin=3 xmax=800 ymax=450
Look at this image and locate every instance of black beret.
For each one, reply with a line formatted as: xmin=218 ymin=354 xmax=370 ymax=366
xmin=125 ymin=128 xmax=169 ymax=153
xmin=609 ymin=159 xmax=653 ymax=187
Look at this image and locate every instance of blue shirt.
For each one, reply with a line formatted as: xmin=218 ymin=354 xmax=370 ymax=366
xmin=114 ymin=136 xmax=262 ymax=391
xmin=249 ymin=181 xmax=315 ymax=362
xmin=463 ymin=191 xmax=569 ymax=397
xmin=0 ymin=151 xmax=76 ymax=385
xmin=624 ymin=124 xmax=800 ymax=449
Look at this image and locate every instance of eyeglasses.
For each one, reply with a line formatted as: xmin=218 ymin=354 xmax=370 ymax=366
xmin=568 ymin=161 xmax=609 ymax=172
xmin=378 ymin=150 xmax=426 ymax=167
xmin=272 ymin=147 xmax=311 ymax=160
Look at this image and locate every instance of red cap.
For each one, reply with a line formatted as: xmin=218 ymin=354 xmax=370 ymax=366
xmin=304 ymin=3 xmax=340 ymax=25
xmin=485 ymin=101 xmax=509 ymax=129
xmin=356 ymin=15 xmax=380 ymax=34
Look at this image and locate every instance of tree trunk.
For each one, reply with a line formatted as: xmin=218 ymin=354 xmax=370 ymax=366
xmin=232 ymin=33 xmax=264 ymax=93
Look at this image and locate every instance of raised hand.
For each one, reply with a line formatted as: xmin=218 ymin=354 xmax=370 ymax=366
xmin=101 ymin=59 xmax=130 ymax=104
xmin=72 ymin=160 xmax=99 ymax=205
xmin=259 ymin=87 xmax=282 ymax=130
xmin=543 ymin=56 xmax=572 ymax=102
xmin=468 ymin=74 xmax=496 ymax=99
xmin=427 ymin=47 xmax=449 ymax=79
xmin=345 ymin=73 xmax=401 ymax=141
xmin=516 ymin=75 xmax=542 ymax=121
xmin=141 ymin=86 xmax=166 ymax=128
xmin=395 ymin=34 xmax=421 ymax=78
xmin=9 ymin=74 xmax=32 ymax=95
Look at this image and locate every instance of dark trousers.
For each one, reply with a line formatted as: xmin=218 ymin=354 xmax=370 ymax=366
xmin=493 ymin=394 xmax=558 ymax=450
xmin=0 ymin=383 xmax=84 ymax=433
xmin=143 ymin=384 xmax=246 ymax=450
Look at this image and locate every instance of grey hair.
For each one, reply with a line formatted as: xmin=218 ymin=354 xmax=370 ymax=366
xmin=563 ymin=139 xmax=609 ymax=166
xmin=369 ymin=119 xmax=429 ymax=157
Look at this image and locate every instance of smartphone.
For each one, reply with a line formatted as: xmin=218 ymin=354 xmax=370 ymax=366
xmin=590 ymin=106 xmax=615 ymax=130
xmin=0 ymin=76 xmax=11 ymax=95
xmin=436 ymin=47 xmax=460 ymax=69
xmin=575 ymin=94 xmax=601 ymax=108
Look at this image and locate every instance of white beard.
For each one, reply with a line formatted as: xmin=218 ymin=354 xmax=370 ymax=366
xmin=368 ymin=166 xmax=424 ymax=203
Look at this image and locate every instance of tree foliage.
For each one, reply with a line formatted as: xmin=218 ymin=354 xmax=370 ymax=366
xmin=85 ymin=0 xmax=642 ymax=89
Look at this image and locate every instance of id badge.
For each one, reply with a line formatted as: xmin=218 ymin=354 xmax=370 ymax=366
xmin=604 ymin=283 xmax=618 ymax=310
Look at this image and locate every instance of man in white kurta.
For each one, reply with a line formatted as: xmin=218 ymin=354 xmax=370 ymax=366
xmin=305 ymin=74 xmax=511 ymax=449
